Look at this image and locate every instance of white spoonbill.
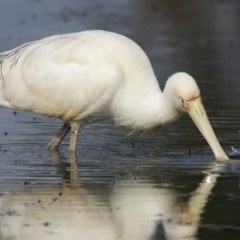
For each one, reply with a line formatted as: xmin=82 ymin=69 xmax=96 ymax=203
xmin=0 ymin=30 xmax=228 ymax=160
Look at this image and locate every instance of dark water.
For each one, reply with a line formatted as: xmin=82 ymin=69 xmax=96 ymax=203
xmin=0 ymin=0 xmax=240 ymax=239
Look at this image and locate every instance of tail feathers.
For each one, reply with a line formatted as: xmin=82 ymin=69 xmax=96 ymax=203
xmin=0 ymin=54 xmax=6 ymax=84
xmin=0 ymin=54 xmax=11 ymax=107
xmin=0 ymin=54 xmax=5 ymax=62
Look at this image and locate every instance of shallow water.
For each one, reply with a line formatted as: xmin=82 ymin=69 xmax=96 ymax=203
xmin=0 ymin=0 xmax=240 ymax=239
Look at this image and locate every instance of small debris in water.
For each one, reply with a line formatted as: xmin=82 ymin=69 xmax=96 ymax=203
xmin=43 ymin=222 xmax=50 ymax=227
xmin=13 ymin=111 xmax=17 ymax=115
xmin=24 ymin=181 xmax=31 ymax=185
xmin=6 ymin=210 xmax=16 ymax=216
xmin=4 ymin=132 xmax=8 ymax=135
xmin=188 ymin=145 xmax=191 ymax=156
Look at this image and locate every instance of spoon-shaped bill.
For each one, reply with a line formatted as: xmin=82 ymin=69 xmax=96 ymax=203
xmin=186 ymin=97 xmax=229 ymax=160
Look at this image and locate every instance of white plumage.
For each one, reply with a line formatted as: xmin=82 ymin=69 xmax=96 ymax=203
xmin=0 ymin=30 xmax=228 ymax=159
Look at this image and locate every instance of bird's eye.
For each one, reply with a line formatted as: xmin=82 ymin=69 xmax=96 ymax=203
xmin=181 ymin=99 xmax=184 ymax=103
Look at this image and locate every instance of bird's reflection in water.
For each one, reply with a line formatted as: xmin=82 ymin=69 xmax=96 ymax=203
xmin=0 ymin=152 xmax=225 ymax=240
xmin=48 ymin=151 xmax=79 ymax=182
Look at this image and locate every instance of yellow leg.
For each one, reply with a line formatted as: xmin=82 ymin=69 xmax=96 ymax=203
xmin=69 ymin=125 xmax=79 ymax=152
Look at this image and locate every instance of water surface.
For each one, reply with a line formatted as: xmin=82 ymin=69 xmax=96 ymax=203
xmin=0 ymin=0 xmax=240 ymax=239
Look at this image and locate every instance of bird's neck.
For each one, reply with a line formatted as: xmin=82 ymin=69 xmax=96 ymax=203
xmin=161 ymin=89 xmax=182 ymax=125
xmin=112 ymin=88 xmax=181 ymax=130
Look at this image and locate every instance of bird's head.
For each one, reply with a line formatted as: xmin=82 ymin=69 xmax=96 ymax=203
xmin=164 ymin=72 xmax=228 ymax=160
xmin=164 ymin=72 xmax=200 ymax=112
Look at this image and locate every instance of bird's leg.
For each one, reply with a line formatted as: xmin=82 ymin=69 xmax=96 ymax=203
xmin=69 ymin=151 xmax=78 ymax=181
xmin=69 ymin=124 xmax=79 ymax=152
xmin=46 ymin=122 xmax=70 ymax=150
